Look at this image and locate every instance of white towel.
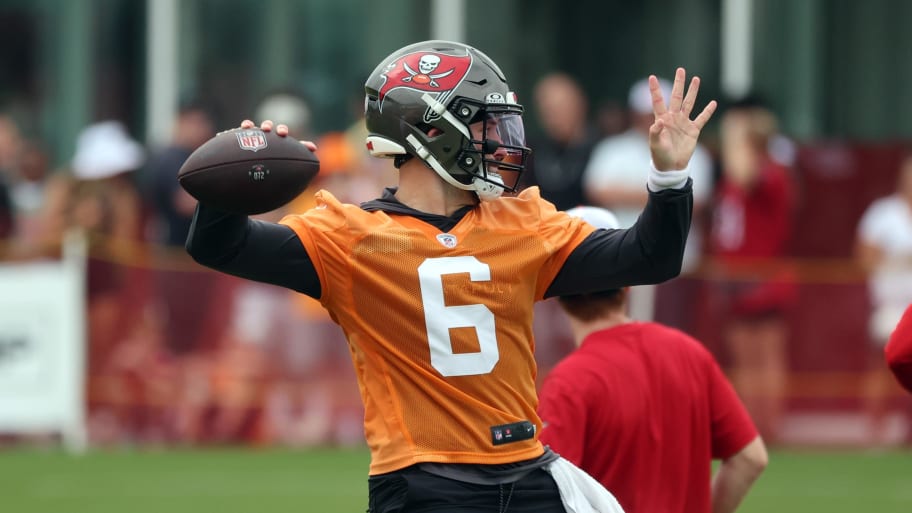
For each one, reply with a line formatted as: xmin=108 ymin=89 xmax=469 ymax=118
xmin=544 ymin=457 xmax=626 ymax=513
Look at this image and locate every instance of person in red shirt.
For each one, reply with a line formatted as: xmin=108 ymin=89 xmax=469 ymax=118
xmin=885 ymin=303 xmax=912 ymax=393
xmin=539 ymin=206 xmax=767 ymax=513
xmin=708 ymin=97 xmax=797 ymax=443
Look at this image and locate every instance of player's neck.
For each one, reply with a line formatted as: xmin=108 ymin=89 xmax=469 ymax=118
xmin=395 ymin=162 xmax=478 ymax=216
xmin=570 ymin=311 xmax=631 ymax=347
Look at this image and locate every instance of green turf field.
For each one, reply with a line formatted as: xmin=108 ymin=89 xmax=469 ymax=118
xmin=1 ymin=447 xmax=909 ymax=512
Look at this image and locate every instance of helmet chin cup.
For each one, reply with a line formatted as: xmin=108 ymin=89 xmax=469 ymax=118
xmin=473 ymin=172 xmax=505 ymax=201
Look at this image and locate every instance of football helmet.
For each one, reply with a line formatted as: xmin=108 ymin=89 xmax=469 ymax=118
xmin=364 ymin=40 xmax=530 ymax=199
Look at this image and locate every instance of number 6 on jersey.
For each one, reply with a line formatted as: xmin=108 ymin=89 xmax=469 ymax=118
xmin=418 ymin=256 xmax=500 ymax=377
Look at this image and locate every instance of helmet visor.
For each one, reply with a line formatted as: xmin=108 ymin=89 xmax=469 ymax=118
xmin=474 ymin=110 xmax=530 ymax=191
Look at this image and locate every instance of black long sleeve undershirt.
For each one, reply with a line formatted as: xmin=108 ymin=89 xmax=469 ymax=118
xmin=185 ymin=181 xmax=693 ymax=300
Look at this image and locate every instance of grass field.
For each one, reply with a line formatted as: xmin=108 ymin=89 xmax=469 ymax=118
xmin=1 ymin=447 xmax=909 ymax=512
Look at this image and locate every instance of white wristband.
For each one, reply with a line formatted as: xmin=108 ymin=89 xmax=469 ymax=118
xmin=647 ymin=161 xmax=690 ymax=192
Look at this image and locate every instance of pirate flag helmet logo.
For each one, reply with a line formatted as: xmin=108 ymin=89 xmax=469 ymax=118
xmin=376 ymin=50 xmax=473 ymax=121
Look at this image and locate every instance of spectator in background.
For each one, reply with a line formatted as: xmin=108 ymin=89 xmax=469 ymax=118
xmin=7 ymin=141 xmax=52 ymax=249
xmin=0 ymin=115 xmax=22 ymax=242
xmin=584 ymin=77 xmax=714 ymax=322
xmin=144 ymin=101 xmax=229 ymax=357
xmin=21 ymin=121 xmax=148 ymax=443
xmin=520 ymin=72 xmax=598 ymax=210
xmin=148 ymin=101 xmax=215 ymax=247
xmin=539 ymin=205 xmax=767 ymax=513
xmin=856 ymin=155 xmax=912 ymax=442
xmin=65 ymin=121 xmax=146 ymax=362
xmin=256 ymin=91 xmax=313 ymax=143
xmin=585 ymin=76 xmax=713 ymax=266
xmin=708 ymin=97 xmax=797 ymax=443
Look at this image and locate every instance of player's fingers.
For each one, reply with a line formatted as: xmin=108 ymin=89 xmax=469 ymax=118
xmin=649 ymin=75 xmax=667 ymax=115
xmin=692 ymin=100 xmax=718 ymax=130
xmin=668 ymin=67 xmax=686 ymax=112
xmin=260 ymin=119 xmax=274 ymax=132
xmin=240 ymin=119 xmax=255 ymax=129
xmin=682 ymin=76 xmax=700 ymax=116
xmin=301 ymin=141 xmax=317 ymax=152
xmin=276 ymin=124 xmax=289 ymax=137
xmin=649 ymin=118 xmax=665 ymax=137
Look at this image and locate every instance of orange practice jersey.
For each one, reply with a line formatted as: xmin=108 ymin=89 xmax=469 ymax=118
xmin=280 ymin=187 xmax=595 ymax=474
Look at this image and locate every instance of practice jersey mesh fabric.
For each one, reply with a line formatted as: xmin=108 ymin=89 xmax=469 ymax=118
xmin=280 ymin=187 xmax=594 ymax=475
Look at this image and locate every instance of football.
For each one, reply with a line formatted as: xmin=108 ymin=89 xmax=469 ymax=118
xmin=178 ymin=127 xmax=320 ymax=215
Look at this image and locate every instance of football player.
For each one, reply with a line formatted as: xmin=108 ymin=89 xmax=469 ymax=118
xmin=538 ymin=206 xmax=767 ymax=513
xmin=186 ymin=40 xmax=716 ymax=512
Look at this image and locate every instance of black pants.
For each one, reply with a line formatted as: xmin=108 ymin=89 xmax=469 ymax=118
xmin=368 ymin=466 xmax=566 ymax=513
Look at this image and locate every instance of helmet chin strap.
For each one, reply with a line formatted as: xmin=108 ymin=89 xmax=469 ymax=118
xmin=416 ymin=93 xmax=504 ymax=200
xmin=405 ymin=134 xmax=474 ymax=191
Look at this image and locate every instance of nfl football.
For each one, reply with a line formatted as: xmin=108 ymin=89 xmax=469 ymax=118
xmin=178 ymin=127 xmax=320 ymax=215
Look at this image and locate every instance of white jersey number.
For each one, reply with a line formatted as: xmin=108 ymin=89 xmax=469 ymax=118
xmin=417 ymin=256 xmax=499 ymax=377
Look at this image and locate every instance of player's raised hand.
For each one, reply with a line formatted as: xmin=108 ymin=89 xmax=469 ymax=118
xmin=648 ymin=68 xmax=716 ymax=171
xmin=240 ymin=119 xmax=317 ymax=151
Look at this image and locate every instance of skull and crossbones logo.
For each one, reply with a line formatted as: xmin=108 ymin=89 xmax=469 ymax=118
xmin=401 ymin=54 xmax=455 ymax=87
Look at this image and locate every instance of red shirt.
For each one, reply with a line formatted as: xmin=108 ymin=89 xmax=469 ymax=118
xmin=885 ymin=303 xmax=912 ymax=393
xmin=710 ymin=158 xmax=795 ymax=259
xmin=538 ymin=322 xmax=758 ymax=513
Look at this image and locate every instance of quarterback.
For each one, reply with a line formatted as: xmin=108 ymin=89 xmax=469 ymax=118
xmin=186 ymin=40 xmax=716 ymax=512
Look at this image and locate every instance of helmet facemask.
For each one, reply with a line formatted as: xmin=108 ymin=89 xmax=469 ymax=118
xmin=449 ymin=97 xmax=530 ymax=199
xmin=408 ymin=94 xmax=530 ymax=200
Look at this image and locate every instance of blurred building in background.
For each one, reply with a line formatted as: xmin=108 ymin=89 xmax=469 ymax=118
xmin=1 ymin=0 xmax=911 ymax=449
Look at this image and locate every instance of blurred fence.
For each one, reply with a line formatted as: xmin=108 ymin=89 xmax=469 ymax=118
xmin=0 ymin=241 xmax=907 ymax=449
xmin=1 ymin=140 xmax=912 ymax=449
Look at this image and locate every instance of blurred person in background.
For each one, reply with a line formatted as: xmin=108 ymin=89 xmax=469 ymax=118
xmin=708 ymin=97 xmax=797 ymax=444
xmin=7 ymin=141 xmax=52 ymax=250
xmin=148 ymin=100 xmax=216 ymax=247
xmin=856 ymin=154 xmax=912 ymax=443
xmin=519 ymin=72 xmax=598 ymax=210
xmin=0 ymin=115 xmax=22 ymax=242
xmin=539 ymin=205 xmax=767 ymax=513
xmin=885 ymin=303 xmax=912 ymax=394
xmin=68 ymin=121 xmax=146 ymax=348
xmin=584 ymin=76 xmax=713 ymax=269
xmin=24 ymin=121 xmax=148 ymax=443
xmin=584 ymin=77 xmax=714 ymax=324
xmin=517 ymin=72 xmax=601 ymax=365
xmin=144 ymin=100 xmax=230 ymax=357
xmin=187 ymin=37 xmax=716 ymax=512
xmin=256 ymin=90 xmax=313 ymax=144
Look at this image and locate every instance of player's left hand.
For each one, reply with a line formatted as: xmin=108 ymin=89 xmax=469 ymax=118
xmin=648 ymin=67 xmax=716 ymax=171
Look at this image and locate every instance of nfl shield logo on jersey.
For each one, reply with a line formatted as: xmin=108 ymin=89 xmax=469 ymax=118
xmin=236 ymin=130 xmax=268 ymax=152
xmin=436 ymin=233 xmax=458 ymax=248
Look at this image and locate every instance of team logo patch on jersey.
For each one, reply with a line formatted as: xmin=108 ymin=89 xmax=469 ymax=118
xmin=436 ymin=233 xmax=458 ymax=248
xmin=377 ymin=51 xmax=473 ymax=121
xmin=236 ymin=129 xmax=268 ymax=152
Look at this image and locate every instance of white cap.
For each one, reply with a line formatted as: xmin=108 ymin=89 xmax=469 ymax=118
xmin=565 ymin=205 xmax=621 ymax=230
xmin=628 ymin=76 xmax=672 ymax=115
xmin=255 ymin=93 xmax=312 ymax=136
xmin=71 ymin=121 xmax=145 ymax=180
